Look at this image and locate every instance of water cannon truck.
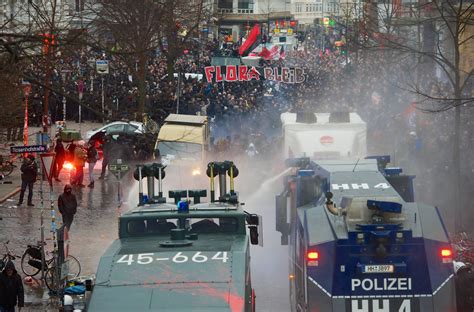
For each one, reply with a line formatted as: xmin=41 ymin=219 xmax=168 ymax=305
xmin=276 ymin=156 xmax=456 ymax=312
xmin=87 ymin=160 xmax=262 ymax=312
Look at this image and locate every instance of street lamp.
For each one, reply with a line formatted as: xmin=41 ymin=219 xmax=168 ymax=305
xmin=22 ymin=81 xmax=32 ymax=149
xmin=77 ymin=79 xmax=84 ymax=134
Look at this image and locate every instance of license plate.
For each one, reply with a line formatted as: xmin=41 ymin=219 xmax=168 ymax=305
xmin=363 ymin=264 xmax=394 ymax=273
xmin=347 ymin=298 xmax=420 ymax=312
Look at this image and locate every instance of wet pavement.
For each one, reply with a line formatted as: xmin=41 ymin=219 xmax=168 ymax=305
xmin=0 ymin=164 xmax=120 ymax=310
xmin=0 ymin=139 xmax=292 ymax=311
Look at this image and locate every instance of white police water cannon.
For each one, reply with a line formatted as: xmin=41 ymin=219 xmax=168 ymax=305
xmin=206 ymin=161 xmax=239 ymax=203
xmin=134 ymin=163 xmax=166 ymax=205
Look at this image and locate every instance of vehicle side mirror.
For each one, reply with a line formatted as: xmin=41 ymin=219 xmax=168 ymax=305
xmin=246 ymin=213 xmax=263 ymax=247
xmin=85 ymin=279 xmax=94 ymax=291
xmin=326 ymin=191 xmax=333 ymax=200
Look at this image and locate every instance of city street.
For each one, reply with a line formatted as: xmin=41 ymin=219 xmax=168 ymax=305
xmin=0 ymin=0 xmax=472 ymax=308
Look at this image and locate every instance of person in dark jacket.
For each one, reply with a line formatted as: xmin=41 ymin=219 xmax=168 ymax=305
xmin=66 ymin=142 xmax=76 ymax=162
xmin=86 ymin=141 xmax=99 ymax=188
xmin=0 ymin=261 xmax=24 ymax=312
xmin=99 ymin=135 xmax=112 ymax=179
xmin=53 ymin=137 xmax=66 ymax=182
xmin=454 ymin=261 xmax=474 ymax=312
xmin=17 ymin=155 xmax=37 ymax=207
xmin=58 ymin=184 xmax=77 ymax=230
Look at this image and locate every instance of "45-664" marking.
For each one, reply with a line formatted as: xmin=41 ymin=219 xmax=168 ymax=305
xmin=116 ymin=251 xmax=229 ymax=265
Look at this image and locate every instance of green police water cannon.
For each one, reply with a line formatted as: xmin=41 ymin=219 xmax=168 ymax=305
xmin=89 ymin=159 xmax=263 ymax=311
xmin=206 ymin=161 xmax=239 ymax=203
xmin=134 ymin=163 xmax=166 ymax=205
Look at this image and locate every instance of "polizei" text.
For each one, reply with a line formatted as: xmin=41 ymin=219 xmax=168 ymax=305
xmin=351 ymin=278 xmax=412 ymax=291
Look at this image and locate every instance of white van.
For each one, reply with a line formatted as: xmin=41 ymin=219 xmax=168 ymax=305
xmin=281 ymin=112 xmax=367 ymax=159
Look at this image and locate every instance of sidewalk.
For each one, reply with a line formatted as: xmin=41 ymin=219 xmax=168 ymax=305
xmin=0 ymin=121 xmax=103 ymax=204
xmin=0 ymin=163 xmax=21 ymax=204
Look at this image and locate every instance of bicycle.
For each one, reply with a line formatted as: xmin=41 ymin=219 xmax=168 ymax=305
xmin=20 ymin=241 xmax=81 ymax=291
xmin=0 ymin=241 xmax=21 ymax=272
xmin=0 ymin=154 xmax=16 ymax=177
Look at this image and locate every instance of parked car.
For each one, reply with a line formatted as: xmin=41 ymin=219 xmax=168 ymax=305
xmin=86 ymin=121 xmax=144 ymax=140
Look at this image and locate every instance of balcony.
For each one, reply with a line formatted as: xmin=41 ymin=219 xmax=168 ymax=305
xmin=218 ymin=8 xmax=233 ymax=13
xmin=217 ymin=9 xmax=292 ymax=23
xmin=218 ymin=8 xmax=254 ymax=14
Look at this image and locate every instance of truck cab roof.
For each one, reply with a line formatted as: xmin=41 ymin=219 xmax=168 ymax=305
xmin=164 ymin=114 xmax=208 ymax=125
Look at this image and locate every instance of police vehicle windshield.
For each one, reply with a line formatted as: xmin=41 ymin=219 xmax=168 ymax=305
xmin=157 ymin=141 xmax=201 ymax=160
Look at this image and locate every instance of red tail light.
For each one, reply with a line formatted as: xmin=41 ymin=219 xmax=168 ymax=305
xmin=440 ymin=248 xmax=452 ymax=263
xmin=307 ymin=251 xmax=319 ymax=260
xmin=307 ymin=251 xmax=319 ymax=267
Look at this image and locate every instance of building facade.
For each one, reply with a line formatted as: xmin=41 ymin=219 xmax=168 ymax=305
xmin=290 ymin=0 xmax=362 ymax=25
xmin=211 ymin=0 xmax=292 ymax=40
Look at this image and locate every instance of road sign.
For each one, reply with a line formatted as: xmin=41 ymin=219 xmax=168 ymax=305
xmin=96 ymin=60 xmax=109 ymax=74
xmin=10 ymin=145 xmax=47 ymax=154
xmin=22 ymin=81 xmax=32 ymax=97
xmin=109 ymin=159 xmax=130 ymax=180
xmin=77 ymin=79 xmax=84 ymax=100
xmin=40 ymin=153 xmax=55 ymax=186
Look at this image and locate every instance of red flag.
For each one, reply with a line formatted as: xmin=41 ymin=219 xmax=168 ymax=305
xmin=269 ymin=45 xmax=279 ymax=59
xmin=279 ymin=46 xmax=286 ymax=60
xmin=239 ymin=24 xmax=261 ymax=56
xmin=258 ymin=47 xmax=271 ymax=60
xmin=259 ymin=45 xmax=280 ymax=60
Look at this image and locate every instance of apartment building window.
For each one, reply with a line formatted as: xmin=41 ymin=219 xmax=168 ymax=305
xmin=295 ymin=3 xmax=302 ymax=13
xmin=326 ymin=2 xmax=339 ymax=13
xmin=218 ymin=0 xmax=233 ymax=9
xmin=315 ymin=3 xmax=322 ymax=12
xmin=238 ymin=0 xmax=254 ymax=13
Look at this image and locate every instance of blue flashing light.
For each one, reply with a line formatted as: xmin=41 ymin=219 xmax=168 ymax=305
xmin=177 ymin=200 xmax=189 ymax=213
xmin=367 ymin=200 xmax=402 ymax=214
xmin=384 ymin=167 xmax=403 ymax=176
xmin=299 ymin=169 xmax=315 ymax=177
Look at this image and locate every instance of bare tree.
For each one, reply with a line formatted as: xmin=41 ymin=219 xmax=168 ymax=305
xmin=0 ymin=55 xmax=22 ymax=140
xmin=0 ymin=0 xmax=92 ymax=129
xmin=159 ymin=0 xmax=209 ymax=80
xmin=353 ymin=0 xmax=473 ymax=230
xmin=92 ymin=0 xmax=164 ymax=116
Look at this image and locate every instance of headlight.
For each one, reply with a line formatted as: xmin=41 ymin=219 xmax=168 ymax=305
xmin=192 ymin=168 xmax=201 ymax=176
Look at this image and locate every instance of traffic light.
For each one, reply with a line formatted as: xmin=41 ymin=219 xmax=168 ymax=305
xmin=41 ymin=33 xmax=56 ymax=55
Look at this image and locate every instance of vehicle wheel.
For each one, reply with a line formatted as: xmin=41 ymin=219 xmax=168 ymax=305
xmin=45 ymin=266 xmax=60 ymax=292
xmin=0 ymin=161 xmax=14 ymax=177
xmin=21 ymin=251 xmax=42 ymax=277
xmin=64 ymin=255 xmax=81 ymax=279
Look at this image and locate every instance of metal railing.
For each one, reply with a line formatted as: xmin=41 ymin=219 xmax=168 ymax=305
xmin=218 ymin=8 xmax=254 ymax=14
